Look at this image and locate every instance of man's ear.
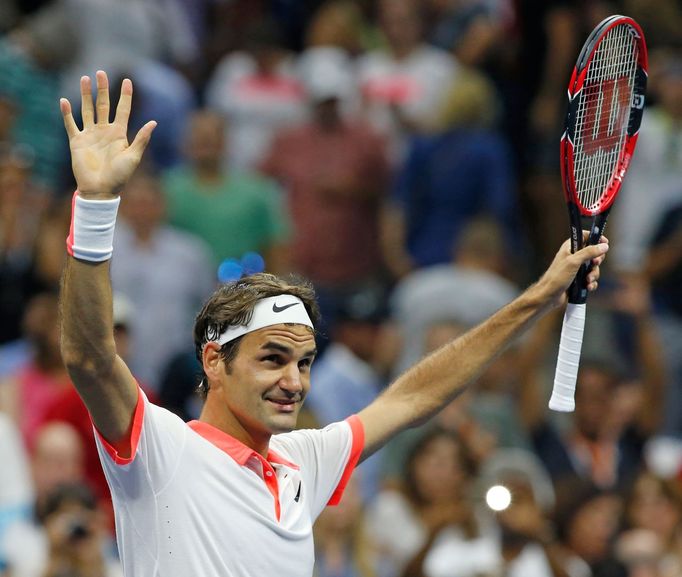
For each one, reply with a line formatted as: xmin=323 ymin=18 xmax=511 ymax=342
xmin=202 ymin=342 xmax=224 ymax=384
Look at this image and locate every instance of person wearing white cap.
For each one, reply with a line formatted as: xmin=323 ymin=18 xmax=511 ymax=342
xmin=57 ymin=71 xmax=609 ymax=577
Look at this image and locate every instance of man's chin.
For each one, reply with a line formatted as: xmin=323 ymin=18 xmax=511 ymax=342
xmin=265 ymin=412 xmax=299 ymax=435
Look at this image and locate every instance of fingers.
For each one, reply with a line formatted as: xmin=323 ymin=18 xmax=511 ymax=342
xmin=81 ymin=75 xmax=94 ymax=127
xmin=581 ymin=231 xmax=610 ymax=244
xmin=574 ymin=241 xmax=608 ymax=292
xmin=114 ymin=78 xmax=133 ymax=129
xmin=587 ymin=266 xmax=600 ymax=292
xmin=591 ymin=254 xmax=606 ymax=267
xmin=60 ymin=98 xmax=79 ymax=139
xmin=95 ymin=70 xmax=110 ymax=124
xmin=573 ymin=241 xmax=609 ymax=264
xmin=128 ymin=120 xmax=157 ymax=158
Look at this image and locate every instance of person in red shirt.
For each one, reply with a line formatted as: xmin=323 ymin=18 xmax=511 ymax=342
xmin=262 ymin=48 xmax=391 ymax=344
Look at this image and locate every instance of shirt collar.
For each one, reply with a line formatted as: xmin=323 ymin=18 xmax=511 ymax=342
xmin=187 ymin=420 xmax=299 ymax=470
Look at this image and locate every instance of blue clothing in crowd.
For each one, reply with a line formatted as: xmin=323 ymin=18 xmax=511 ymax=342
xmin=394 ymin=129 xmax=517 ymax=268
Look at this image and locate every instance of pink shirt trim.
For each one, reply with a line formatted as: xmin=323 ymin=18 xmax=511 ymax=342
xmin=66 ymin=191 xmax=77 ymax=257
xmin=328 ymin=415 xmax=365 ymax=506
xmin=186 ymin=420 xmax=300 ymax=470
xmin=93 ymin=387 xmax=145 ymax=465
xmin=187 ymin=420 xmax=300 ymax=522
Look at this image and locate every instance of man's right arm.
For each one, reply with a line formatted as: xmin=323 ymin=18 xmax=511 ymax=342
xmin=59 ymin=71 xmax=155 ymax=453
xmin=60 ymin=257 xmax=138 ymax=452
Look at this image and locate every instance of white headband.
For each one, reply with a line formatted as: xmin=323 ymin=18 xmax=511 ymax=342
xmin=214 ymin=295 xmax=314 ymax=345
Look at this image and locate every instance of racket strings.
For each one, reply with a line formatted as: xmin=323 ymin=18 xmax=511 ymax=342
xmin=573 ymin=24 xmax=638 ymax=211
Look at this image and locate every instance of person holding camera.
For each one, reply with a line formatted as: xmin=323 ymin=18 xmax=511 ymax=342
xmin=2 ymin=482 xmax=120 ymax=577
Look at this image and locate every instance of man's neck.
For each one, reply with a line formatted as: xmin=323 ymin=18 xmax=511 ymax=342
xmin=199 ymin=401 xmax=271 ymax=458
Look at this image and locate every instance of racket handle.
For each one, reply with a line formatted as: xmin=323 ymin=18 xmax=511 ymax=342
xmin=549 ymin=303 xmax=587 ymax=412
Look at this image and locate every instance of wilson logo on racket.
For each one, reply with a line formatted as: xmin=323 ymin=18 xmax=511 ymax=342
xmin=550 ymin=14 xmax=647 ymax=413
xmin=581 ymin=78 xmax=631 ymax=155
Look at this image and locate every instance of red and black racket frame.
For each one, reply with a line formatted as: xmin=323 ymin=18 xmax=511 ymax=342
xmin=560 ymin=15 xmax=648 ymax=305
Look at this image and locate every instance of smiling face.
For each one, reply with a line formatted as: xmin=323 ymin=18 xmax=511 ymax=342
xmin=202 ymin=323 xmax=317 ymax=449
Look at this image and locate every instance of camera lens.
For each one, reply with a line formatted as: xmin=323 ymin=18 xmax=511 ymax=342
xmin=67 ymin=520 xmax=90 ymax=541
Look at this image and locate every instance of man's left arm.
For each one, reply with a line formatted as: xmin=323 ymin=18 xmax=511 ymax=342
xmin=357 ymin=237 xmax=609 ymax=460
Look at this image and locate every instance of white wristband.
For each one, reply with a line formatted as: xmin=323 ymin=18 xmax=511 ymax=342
xmin=66 ymin=192 xmax=121 ymax=262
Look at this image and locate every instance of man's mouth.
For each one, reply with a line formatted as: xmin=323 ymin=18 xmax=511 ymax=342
xmin=265 ymin=398 xmax=298 ymax=413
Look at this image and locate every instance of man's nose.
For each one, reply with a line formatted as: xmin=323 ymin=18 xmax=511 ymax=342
xmin=279 ymin=363 xmax=303 ymax=393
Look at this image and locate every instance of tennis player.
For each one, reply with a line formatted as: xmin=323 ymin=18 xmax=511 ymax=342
xmin=59 ymin=71 xmax=608 ymax=577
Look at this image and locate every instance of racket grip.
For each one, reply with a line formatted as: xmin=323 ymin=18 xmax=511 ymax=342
xmin=549 ymin=303 xmax=587 ymax=412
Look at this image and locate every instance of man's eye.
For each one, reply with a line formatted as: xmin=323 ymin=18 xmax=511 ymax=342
xmin=263 ymin=355 xmax=283 ymax=364
xmin=298 ymin=358 xmax=312 ymax=369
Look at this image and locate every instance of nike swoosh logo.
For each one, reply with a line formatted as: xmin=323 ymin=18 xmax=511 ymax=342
xmin=294 ymin=482 xmax=302 ymax=503
xmin=272 ymin=302 xmax=299 ymax=313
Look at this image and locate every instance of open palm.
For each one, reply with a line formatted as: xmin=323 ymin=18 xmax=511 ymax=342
xmin=60 ymin=71 xmax=156 ymax=198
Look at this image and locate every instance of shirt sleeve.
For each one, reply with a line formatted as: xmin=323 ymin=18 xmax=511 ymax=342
xmin=271 ymin=415 xmax=364 ymax=518
xmin=93 ymin=389 xmax=187 ymax=498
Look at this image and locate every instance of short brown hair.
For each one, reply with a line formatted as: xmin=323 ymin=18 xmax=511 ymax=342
xmin=193 ymin=273 xmax=320 ymax=397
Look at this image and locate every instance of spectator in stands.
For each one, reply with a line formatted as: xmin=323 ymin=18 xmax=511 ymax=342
xmin=307 ymin=286 xmax=390 ymax=426
xmin=424 ymin=0 xmax=511 ymax=69
xmin=0 ymin=413 xmax=32 ymax=571
xmin=0 ymin=1 xmax=77 ymax=190
xmin=162 ymin=109 xmax=291 ymax=271
xmin=643 ymin=198 xmax=682 ymax=435
xmin=612 ymin=52 xmax=682 ymax=274
xmin=262 ymin=48 xmax=390 ymax=343
xmin=30 ymin=424 xmax=85 ymax=519
xmin=1 ymin=422 xmax=88 ymax=577
xmin=388 ymin=217 xmax=519 ymax=372
xmin=0 ymin=293 xmax=71 ymax=449
xmin=0 ymin=192 xmax=70 ymax=381
xmin=423 ymin=449 xmax=585 ymax=577
xmin=156 ymin=348 xmax=204 ymax=422
xmin=313 ymin=477 xmax=375 ymax=577
xmin=621 ymin=472 xmax=682 ymax=574
xmin=60 ymin=0 xmax=197 ymax=169
xmin=0 ymin=147 xmax=50 ymax=345
xmin=205 ymin=19 xmax=307 ymax=172
xmin=553 ymin=480 xmax=626 ymax=577
xmin=111 ymin=172 xmax=214 ymax=390
xmin=307 ymin=286 xmax=393 ymax=501
xmin=357 ymin=0 xmax=459 ymax=159
xmin=614 ymin=528 xmax=671 ymax=577
xmin=518 ymin=274 xmax=666 ymax=489
xmin=4 ymin=482 xmax=121 ymax=577
xmin=366 ymin=428 xmax=480 ymax=577
xmin=382 ymin=70 xmax=518 ymax=277
xmin=305 ymin=0 xmax=367 ymax=58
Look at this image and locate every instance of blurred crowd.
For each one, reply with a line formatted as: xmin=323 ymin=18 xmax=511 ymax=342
xmin=0 ymin=0 xmax=681 ymax=576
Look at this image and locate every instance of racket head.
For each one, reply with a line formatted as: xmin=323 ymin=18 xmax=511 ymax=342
xmin=561 ymin=15 xmax=648 ymax=217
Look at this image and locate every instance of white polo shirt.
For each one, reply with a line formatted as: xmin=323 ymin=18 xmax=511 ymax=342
xmin=94 ymin=389 xmax=364 ymax=577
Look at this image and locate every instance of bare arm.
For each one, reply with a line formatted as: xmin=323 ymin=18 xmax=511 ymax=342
xmin=357 ymin=238 xmax=608 ymax=460
xmin=59 ymin=71 xmax=155 ymax=450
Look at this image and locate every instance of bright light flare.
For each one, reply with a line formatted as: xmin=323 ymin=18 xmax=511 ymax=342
xmin=485 ymin=485 xmax=512 ymax=511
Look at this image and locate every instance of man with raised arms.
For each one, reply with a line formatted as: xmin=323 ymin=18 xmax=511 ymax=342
xmin=58 ymin=71 xmax=608 ymax=577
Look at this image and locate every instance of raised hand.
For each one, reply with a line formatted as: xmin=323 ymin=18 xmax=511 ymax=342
xmin=539 ymin=233 xmax=609 ymax=307
xmin=60 ymin=70 xmax=156 ymax=199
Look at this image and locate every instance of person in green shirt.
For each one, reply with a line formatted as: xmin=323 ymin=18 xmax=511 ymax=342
xmin=162 ymin=110 xmax=290 ymax=271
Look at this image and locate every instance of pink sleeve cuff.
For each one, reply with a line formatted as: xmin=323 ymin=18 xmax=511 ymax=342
xmin=328 ymin=415 xmax=365 ymax=506
xmin=93 ymin=388 xmax=145 ymax=465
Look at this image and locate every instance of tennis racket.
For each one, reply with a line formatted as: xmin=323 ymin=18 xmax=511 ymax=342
xmin=549 ymin=15 xmax=648 ymax=412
